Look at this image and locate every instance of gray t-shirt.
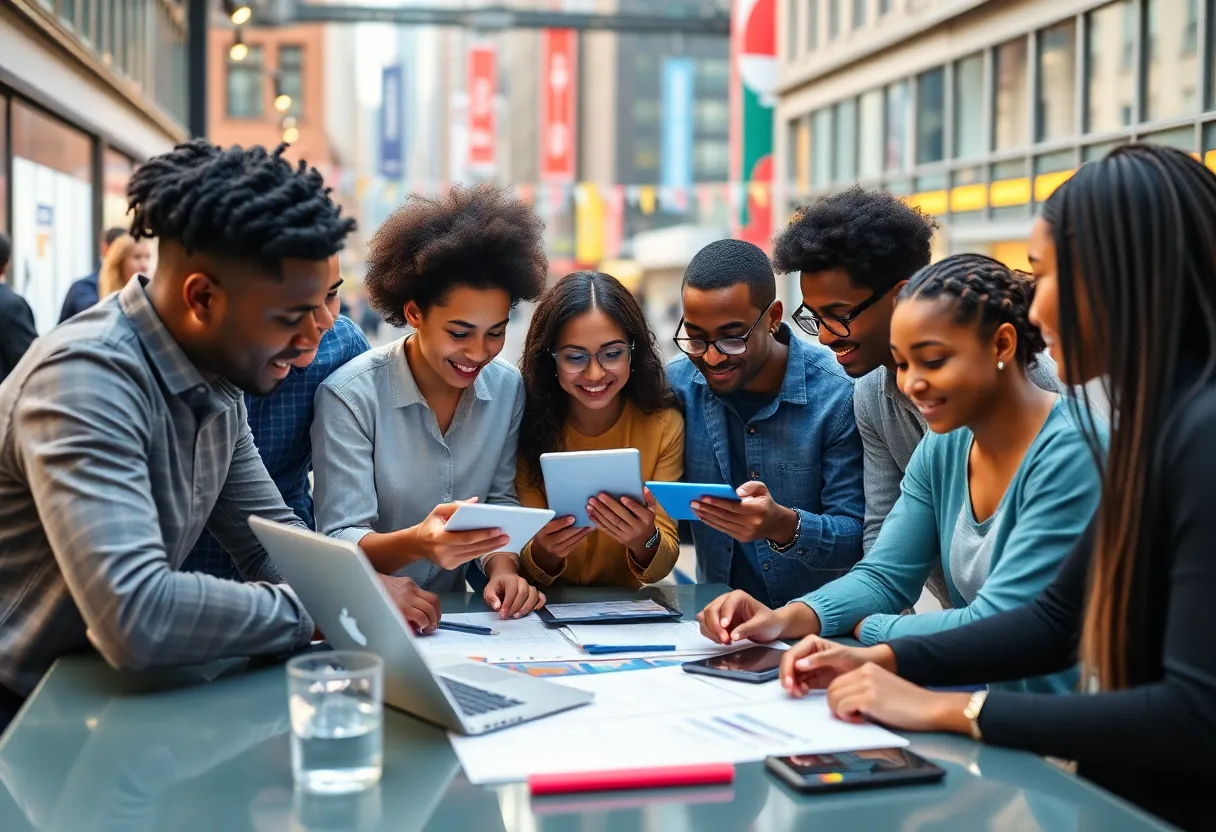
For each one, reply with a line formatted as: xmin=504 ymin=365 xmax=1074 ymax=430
xmin=854 ymin=353 xmax=1063 ymax=607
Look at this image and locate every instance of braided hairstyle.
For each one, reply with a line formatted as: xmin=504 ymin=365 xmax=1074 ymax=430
xmin=127 ymin=140 xmax=355 ymax=269
xmin=897 ymin=253 xmax=1046 ymax=369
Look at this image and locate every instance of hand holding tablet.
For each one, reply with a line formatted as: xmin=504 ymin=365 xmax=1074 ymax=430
xmin=444 ymin=503 xmax=556 ymax=555
xmin=645 ymin=482 xmax=741 ymax=522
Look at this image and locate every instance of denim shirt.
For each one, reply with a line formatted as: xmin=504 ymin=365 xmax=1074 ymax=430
xmin=667 ymin=327 xmax=865 ymax=606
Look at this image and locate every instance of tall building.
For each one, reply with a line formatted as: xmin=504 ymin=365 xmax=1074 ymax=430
xmin=774 ymin=0 xmax=1205 ymax=268
xmin=0 ymin=0 xmax=188 ymax=331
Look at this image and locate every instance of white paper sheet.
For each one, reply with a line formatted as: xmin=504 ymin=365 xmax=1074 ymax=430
xmin=415 ymin=613 xmax=580 ymax=663
xmin=448 ymin=666 xmax=907 ymax=784
xmin=563 ymin=620 xmax=751 ymax=653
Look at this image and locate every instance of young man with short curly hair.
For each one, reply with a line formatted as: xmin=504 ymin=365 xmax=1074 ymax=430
xmin=312 ymin=185 xmax=550 ymax=619
xmin=773 ymin=186 xmax=1060 ymax=606
xmin=0 ymin=140 xmax=358 ymax=730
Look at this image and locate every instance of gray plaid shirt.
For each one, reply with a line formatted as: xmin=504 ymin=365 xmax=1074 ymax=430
xmin=0 ymin=277 xmax=313 ymax=696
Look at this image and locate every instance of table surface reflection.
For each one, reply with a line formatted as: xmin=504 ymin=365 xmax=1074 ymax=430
xmin=0 ymin=584 xmax=1174 ymax=832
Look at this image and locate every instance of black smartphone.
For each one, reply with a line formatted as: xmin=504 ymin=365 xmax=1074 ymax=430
xmin=681 ymin=645 xmax=785 ymax=683
xmin=765 ymin=749 xmax=945 ymax=794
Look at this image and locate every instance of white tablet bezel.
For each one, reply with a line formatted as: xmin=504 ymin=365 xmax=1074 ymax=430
xmin=444 ymin=504 xmax=556 ymax=555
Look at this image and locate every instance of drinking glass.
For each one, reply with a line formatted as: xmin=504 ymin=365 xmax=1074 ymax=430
xmin=287 ymin=651 xmax=384 ymax=794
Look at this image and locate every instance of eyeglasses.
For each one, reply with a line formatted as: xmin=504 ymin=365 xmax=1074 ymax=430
xmin=672 ymin=302 xmax=774 ymax=357
xmin=791 ymin=284 xmax=898 ymax=338
xmin=551 ymin=343 xmax=634 ymax=375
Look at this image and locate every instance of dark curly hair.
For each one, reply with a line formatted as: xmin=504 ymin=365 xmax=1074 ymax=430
xmin=365 ymin=184 xmax=548 ymax=326
xmin=897 ymin=253 xmax=1046 ymax=369
xmin=683 ymin=238 xmax=776 ymax=309
xmin=772 ymin=185 xmax=938 ymax=291
xmin=128 ymin=140 xmax=354 ymax=270
xmin=519 ymin=271 xmax=680 ymax=488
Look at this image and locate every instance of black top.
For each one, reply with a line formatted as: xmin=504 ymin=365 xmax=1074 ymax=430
xmin=0 ymin=282 xmax=38 ymax=383
xmin=890 ymin=383 xmax=1216 ymax=831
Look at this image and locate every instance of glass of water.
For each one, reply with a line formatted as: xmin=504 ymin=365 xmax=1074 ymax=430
xmin=287 ymin=651 xmax=384 ymax=794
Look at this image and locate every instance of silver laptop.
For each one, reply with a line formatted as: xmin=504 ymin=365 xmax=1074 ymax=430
xmin=248 ymin=517 xmax=592 ymax=735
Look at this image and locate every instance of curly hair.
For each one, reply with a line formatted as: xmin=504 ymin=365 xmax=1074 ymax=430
xmin=772 ymin=185 xmax=938 ymax=291
xmin=897 ymin=253 xmax=1046 ymax=368
xmin=365 ymin=184 xmax=548 ymax=326
xmin=128 ymin=140 xmax=354 ymax=269
xmin=518 ymin=271 xmax=680 ymax=488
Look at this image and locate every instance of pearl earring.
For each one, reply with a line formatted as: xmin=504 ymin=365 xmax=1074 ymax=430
xmin=997 ymin=361 xmax=1005 ymax=371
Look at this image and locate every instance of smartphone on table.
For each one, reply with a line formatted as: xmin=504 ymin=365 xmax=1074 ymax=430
xmin=766 ymin=748 xmax=945 ymax=793
xmin=681 ymin=645 xmax=785 ymax=683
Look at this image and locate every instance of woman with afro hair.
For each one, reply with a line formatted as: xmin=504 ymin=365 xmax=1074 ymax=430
xmin=312 ymin=185 xmax=549 ymax=625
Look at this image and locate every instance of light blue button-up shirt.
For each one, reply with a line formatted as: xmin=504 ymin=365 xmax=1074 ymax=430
xmin=311 ymin=336 xmax=524 ymax=592
xmin=667 ymin=327 xmax=865 ymax=607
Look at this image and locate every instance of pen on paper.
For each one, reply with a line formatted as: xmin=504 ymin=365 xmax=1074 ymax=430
xmin=437 ymin=621 xmax=498 ymax=636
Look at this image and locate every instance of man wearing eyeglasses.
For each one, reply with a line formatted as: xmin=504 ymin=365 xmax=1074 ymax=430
xmin=667 ymin=239 xmax=864 ymax=608
xmin=773 ymin=187 xmax=1060 ymax=606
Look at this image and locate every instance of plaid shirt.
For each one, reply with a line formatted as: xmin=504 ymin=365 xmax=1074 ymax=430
xmin=183 ymin=316 xmax=370 ymax=579
xmin=0 ymin=277 xmax=313 ymax=696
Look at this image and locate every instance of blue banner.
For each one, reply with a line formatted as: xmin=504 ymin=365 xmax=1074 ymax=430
xmin=379 ymin=65 xmax=404 ymax=179
xmin=660 ymin=57 xmax=695 ymax=192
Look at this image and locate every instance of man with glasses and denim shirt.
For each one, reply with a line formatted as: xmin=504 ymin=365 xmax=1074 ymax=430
xmin=773 ymin=187 xmax=1060 ymax=607
xmin=667 ymin=239 xmax=864 ymax=608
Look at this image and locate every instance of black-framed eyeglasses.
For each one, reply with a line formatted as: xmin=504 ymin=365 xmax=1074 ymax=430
xmin=551 ymin=342 xmax=634 ymax=375
xmin=672 ymin=302 xmax=775 ymax=358
xmin=791 ymin=284 xmax=898 ymax=338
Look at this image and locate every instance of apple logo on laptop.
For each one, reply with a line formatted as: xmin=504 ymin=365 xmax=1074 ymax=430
xmin=338 ymin=608 xmax=367 ymax=646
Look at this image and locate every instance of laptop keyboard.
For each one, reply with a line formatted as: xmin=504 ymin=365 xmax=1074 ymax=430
xmin=441 ymin=677 xmax=522 ymax=716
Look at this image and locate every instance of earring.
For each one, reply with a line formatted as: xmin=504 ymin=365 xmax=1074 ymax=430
xmin=997 ymin=361 xmax=1005 ymax=371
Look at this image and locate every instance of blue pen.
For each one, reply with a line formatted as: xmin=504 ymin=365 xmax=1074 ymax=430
xmin=583 ymin=644 xmax=677 ymax=655
xmin=437 ymin=621 xmax=498 ymax=636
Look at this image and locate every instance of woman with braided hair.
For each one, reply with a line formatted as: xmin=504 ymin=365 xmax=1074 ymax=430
xmin=697 ymin=254 xmax=1102 ymax=695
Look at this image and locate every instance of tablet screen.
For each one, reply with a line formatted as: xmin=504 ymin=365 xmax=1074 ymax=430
xmin=542 ymin=600 xmax=673 ymax=621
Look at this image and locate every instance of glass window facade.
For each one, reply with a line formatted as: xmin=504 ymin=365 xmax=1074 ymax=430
xmin=852 ymin=0 xmax=866 ymax=29
xmin=1037 ymin=20 xmax=1077 ymax=142
xmin=994 ymin=37 xmax=1029 ymax=151
xmin=885 ymin=79 xmax=908 ymax=171
xmin=828 ymin=0 xmax=840 ymax=39
xmin=1087 ymin=0 xmax=1136 ymax=134
xmin=954 ymin=53 xmax=985 ymax=159
xmin=227 ymin=45 xmax=265 ymax=119
xmin=916 ymin=67 xmax=945 ymax=165
xmin=858 ymin=88 xmax=884 ymax=179
xmin=278 ymin=45 xmax=304 ymax=118
xmin=1145 ymin=0 xmax=1200 ymax=122
xmin=834 ymin=98 xmax=857 ymax=182
xmin=808 ymin=0 xmax=819 ymax=51
xmin=811 ymin=107 xmax=833 ymax=187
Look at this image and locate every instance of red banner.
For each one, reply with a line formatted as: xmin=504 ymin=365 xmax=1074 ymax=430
xmin=467 ymin=43 xmax=497 ymax=170
xmin=540 ymin=29 xmax=577 ymax=182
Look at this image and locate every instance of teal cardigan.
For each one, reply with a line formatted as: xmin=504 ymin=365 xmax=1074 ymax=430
xmin=795 ymin=397 xmax=1104 ymax=694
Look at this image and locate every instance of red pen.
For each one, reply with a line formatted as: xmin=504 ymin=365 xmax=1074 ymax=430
xmin=529 ymin=763 xmax=735 ymax=796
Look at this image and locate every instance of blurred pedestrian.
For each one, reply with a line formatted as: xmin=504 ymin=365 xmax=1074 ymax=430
xmin=58 ymin=227 xmax=127 ymax=323
xmin=0 ymin=232 xmax=38 ymax=383
xmin=96 ymin=233 xmax=153 ymax=299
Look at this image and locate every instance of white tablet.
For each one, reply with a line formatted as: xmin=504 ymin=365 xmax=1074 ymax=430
xmin=443 ymin=504 xmax=556 ymax=555
xmin=539 ymin=449 xmax=645 ymax=528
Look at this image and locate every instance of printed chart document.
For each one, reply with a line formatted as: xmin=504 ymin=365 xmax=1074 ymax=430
xmin=449 ymin=666 xmax=907 ymax=784
xmin=415 ymin=613 xmax=578 ymax=663
xmin=542 ymin=599 xmax=673 ymax=621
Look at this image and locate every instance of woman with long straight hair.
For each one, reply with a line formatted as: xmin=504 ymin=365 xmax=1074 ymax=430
xmin=516 ymin=271 xmax=684 ymax=587
xmin=774 ymin=144 xmax=1216 ymax=830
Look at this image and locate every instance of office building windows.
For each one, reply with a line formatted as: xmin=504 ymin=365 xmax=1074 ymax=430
xmin=1036 ymin=20 xmax=1077 ymax=142
xmin=885 ymin=79 xmax=908 ymax=171
xmin=694 ymin=140 xmax=730 ymax=180
xmin=858 ymin=88 xmax=884 ymax=179
xmin=787 ymin=0 xmax=799 ymax=57
xmin=227 ymin=44 xmax=264 ymax=118
xmin=879 ymin=0 xmax=891 ymax=13
xmin=915 ymin=67 xmax=945 ymax=165
xmin=695 ymin=100 xmax=729 ymax=133
xmin=834 ymin=98 xmax=857 ymax=182
xmin=852 ymin=0 xmax=866 ymax=29
xmin=634 ymin=99 xmax=661 ymax=128
xmin=954 ymin=53 xmax=985 ymax=159
xmin=1146 ymin=0 xmax=1199 ymax=121
xmin=279 ymin=45 xmax=304 ymax=118
xmin=1087 ymin=0 xmax=1136 ymax=133
xmin=808 ymin=0 xmax=819 ymax=51
xmin=994 ymin=37 xmax=1029 ymax=151
xmin=828 ymin=0 xmax=840 ymax=39
xmin=811 ymin=107 xmax=833 ymax=186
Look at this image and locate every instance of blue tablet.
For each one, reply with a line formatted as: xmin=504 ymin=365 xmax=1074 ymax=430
xmin=645 ymin=481 xmax=740 ymax=521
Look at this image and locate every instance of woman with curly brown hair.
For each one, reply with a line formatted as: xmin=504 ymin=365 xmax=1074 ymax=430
xmin=516 ymin=271 xmax=684 ymax=588
xmin=311 ymin=185 xmax=548 ymax=624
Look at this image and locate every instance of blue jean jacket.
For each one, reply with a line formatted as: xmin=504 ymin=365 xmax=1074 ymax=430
xmin=667 ymin=328 xmax=865 ymax=606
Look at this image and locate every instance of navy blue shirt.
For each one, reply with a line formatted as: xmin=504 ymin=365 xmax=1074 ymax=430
xmin=58 ymin=274 xmax=100 ymax=323
xmin=182 ymin=316 xmax=370 ymax=578
xmin=724 ymin=389 xmax=779 ymax=605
